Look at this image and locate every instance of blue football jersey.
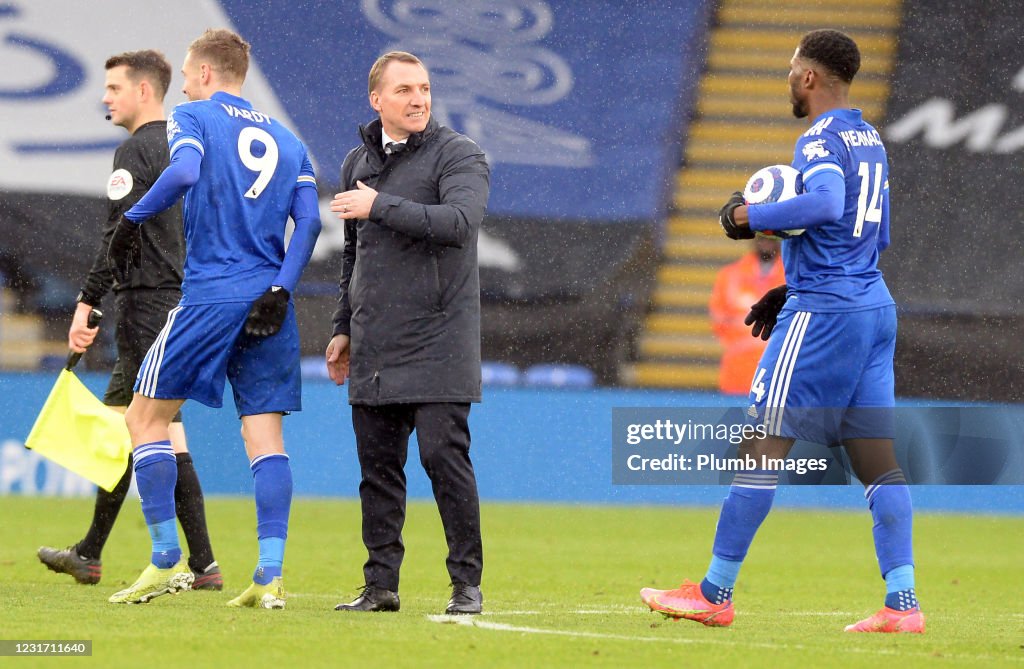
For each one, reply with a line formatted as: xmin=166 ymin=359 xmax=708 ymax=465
xmin=166 ymin=92 xmax=316 ymax=304
xmin=784 ymin=108 xmax=894 ymax=312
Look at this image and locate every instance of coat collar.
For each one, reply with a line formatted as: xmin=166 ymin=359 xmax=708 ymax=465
xmin=359 ymin=116 xmax=439 ymax=165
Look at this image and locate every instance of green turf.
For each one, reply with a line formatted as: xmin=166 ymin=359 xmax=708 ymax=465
xmin=4 ymin=497 xmax=1022 ymax=668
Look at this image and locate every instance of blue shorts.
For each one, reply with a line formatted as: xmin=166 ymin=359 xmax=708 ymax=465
xmin=747 ymin=305 xmax=896 ymax=444
xmin=134 ymin=301 xmax=301 ymax=417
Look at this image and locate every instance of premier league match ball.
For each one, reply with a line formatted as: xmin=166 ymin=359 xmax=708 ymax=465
xmin=743 ymin=164 xmax=806 ymax=239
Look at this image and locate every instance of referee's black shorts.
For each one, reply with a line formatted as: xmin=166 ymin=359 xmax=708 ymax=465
xmin=103 ymin=288 xmax=183 ymax=422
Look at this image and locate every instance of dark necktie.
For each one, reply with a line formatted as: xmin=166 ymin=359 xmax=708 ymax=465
xmin=385 ymin=141 xmax=406 ymax=156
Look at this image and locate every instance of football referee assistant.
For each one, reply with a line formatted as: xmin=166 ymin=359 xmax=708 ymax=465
xmin=326 ymin=51 xmax=490 ymax=615
xmin=37 ymin=50 xmax=220 ymax=590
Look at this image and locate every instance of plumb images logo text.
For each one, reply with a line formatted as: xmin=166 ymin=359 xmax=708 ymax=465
xmin=620 ymin=418 xmax=828 ymax=476
xmin=624 ymin=452 xmax=829 ymax=476
xmin=611 ymin=407 xmax=845 ymax=485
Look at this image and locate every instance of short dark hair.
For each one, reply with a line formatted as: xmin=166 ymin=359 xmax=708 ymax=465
xmin=105 ymin=50 xmax=172 ymax=99
xmin=368 ymin=51 xmax=426 ymax=95
xmin=188 ymin=28 xmax=250 ymax=83
xmin=798 ymin=29 xmax=860 ymax=83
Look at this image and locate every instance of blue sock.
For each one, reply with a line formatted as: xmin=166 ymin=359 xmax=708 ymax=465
xmin=702 ymin=471 xmax=778 ymax=603
xmin=866 ymin=470 xmax=916 ymax=610
xmin=251 ymin=454 xmax=292 ymax=585
xmin=133 ymin=440 xmax=180 ymax=568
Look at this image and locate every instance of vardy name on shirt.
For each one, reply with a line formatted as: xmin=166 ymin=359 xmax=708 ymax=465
xmin=221 ymin=104 xmax=272 ymax=125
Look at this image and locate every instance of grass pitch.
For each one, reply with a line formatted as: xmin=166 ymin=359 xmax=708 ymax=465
xmin=4 ymin=496 xmax=1023 ymax=668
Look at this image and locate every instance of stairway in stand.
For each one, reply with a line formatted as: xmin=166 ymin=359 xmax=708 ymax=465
xmin=622 ymin=0 xmax=901 ymax=389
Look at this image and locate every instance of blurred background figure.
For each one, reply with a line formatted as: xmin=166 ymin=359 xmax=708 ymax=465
xmin=708 ymin=236 xmax=783 ymax=395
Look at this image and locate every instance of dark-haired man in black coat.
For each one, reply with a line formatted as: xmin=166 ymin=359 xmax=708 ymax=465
xmin=326 ymin=50 xmax=490 ymax=616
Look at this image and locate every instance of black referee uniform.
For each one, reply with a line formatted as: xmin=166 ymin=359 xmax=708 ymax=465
xmin=79 ymin=120 xmax=183 ymax=398
xmin=71 ymin=120 xmax=216 ymax=573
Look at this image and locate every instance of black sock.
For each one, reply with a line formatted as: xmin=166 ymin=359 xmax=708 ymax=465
xmin=175 ymin=452 xmax=216 ymax=572
xmin=77 ymin=453 xmax=134 ymax=560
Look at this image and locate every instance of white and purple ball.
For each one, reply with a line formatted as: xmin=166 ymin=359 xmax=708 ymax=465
xmin=743 ymin=164 xmax=806 ymax=239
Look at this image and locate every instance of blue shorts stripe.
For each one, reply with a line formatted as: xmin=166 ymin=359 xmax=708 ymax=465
xmin=138 ymin=306 xmax=181 ymax=398
xmin=764 ymin=313 xmax=799 ymax=426
xmin=765 ymin=311 xmax=810 ymax=434
xmin=770 ymin=311 xmax=811 ymax=434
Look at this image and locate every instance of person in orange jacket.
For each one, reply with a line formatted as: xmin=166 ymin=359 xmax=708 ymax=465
xmin=708 ymin=237 xmax=784 ymax=395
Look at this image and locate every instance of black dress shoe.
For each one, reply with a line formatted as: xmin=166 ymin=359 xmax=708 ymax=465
xmin=445 ymin=583 xmax=483 ymax=615
xmin=334 ymin=585 xmax=400 ymax=612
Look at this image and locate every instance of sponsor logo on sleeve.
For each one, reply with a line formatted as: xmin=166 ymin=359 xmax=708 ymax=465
xmin=166 ymin=114 xmax=182 ymax=142
xmin=802 ymin=139 xmax=830 ymax=161
xmin=107 ymin=168 xmax=133 ymax=200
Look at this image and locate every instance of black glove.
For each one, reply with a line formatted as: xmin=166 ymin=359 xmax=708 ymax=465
xmin=719 ymin=191 xmax=755 ymax=240
xmin=107 ymin=216 xmax=143 ymax=284
xmin=744 ymin=284 xmax=788 ymax=340
xmin=245 ymin=286 xmax=290 ymax=337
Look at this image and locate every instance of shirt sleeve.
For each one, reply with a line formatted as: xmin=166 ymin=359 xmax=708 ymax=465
xmin=122 ymin=104 xmax=204 ymax=224
xmin=877 ymin=178 xmax=891 ymax=253
xmin=332 ymin=150 xmax=361 ymax=336
xmin=123 ymin=145 xmax=201 ymax=223
xmin=271 ymin=152 xmax=321 ymax=292
xmin=747 ymin=123 xmax=848 ymax=233
xmin=368 ymin=136 xmax=489 ymax=248
xmin=747 ymin=169 xmax=845 ymax=232
xmin=166 ymin=104 xmax=205 ymax=160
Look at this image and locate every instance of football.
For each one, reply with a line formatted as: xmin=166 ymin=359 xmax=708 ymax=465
xmin=742 ymin=164 xmax=806 ymax=239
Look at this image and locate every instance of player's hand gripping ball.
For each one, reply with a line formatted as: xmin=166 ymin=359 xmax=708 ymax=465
xmin=743 ymin=164 xmax=806 ymax=239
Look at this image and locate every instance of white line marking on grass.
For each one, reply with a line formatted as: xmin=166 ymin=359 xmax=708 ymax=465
xmin=426 ymin=615 xmax=804 ymax=651
xmin=489 ymin=607 xmax=857 ymax=617
xmin=427 ymin=615 xmax=1024 ymax=663
xmin=745 ymin=611 xmax=856 ymax=617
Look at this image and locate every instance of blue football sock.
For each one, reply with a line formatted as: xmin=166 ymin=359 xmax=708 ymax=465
xmin=703 ymin=471 xmax=778 ymax=602
xmin=251 ymin=454 xmax=292 ymax=585
xmin=866 ymin=470 xmax=916 ymax=609
xmin=133 ymin=440 xmax=180 ymax=568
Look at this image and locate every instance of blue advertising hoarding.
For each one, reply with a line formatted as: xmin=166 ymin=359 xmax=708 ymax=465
xmin=2 ymin=372 xmax=1022 ymax=514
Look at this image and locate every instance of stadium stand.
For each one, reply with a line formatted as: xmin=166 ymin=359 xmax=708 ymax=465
xmin=624 ymin=0 xmax=902 ymax=389
xmin=2 ymin=0 xmax=1021 ymax=401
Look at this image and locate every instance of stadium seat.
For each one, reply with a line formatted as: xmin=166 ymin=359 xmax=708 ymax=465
xmin=299 ymin=356 xmax=331 ymax=380
xmin=480 ymin=361 xmax=521 ymax=387
xmin=523 ymin=364 xmax=595 ymax=388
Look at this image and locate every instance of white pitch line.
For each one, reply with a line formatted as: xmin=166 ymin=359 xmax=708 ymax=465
xmin=497 ymin=607 xmax=857 ymax=617
xmin=426 ymin=615 xmax=1024 ymax=663
xmin=426 ymin=615 xmax=804 ymax=651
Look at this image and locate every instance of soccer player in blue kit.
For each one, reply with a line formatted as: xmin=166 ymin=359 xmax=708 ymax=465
xmin=105 ymin=29 xmax=321 ymax=608
xmin=641 ymin=30 xmax=924 ymax=634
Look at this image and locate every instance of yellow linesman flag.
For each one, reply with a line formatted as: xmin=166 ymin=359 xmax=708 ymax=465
xmin=25 ymin=369 xmax=131 ymax=492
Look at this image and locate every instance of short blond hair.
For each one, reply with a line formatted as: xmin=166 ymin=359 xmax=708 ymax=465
xmin=368 ymin=51 xmax=426 ymax=95
xmin=188 ymin=28 xmax=250 ymax=83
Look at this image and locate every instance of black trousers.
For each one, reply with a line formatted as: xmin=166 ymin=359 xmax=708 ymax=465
xmin=352 ymin=402 xmax=483 ymax=591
